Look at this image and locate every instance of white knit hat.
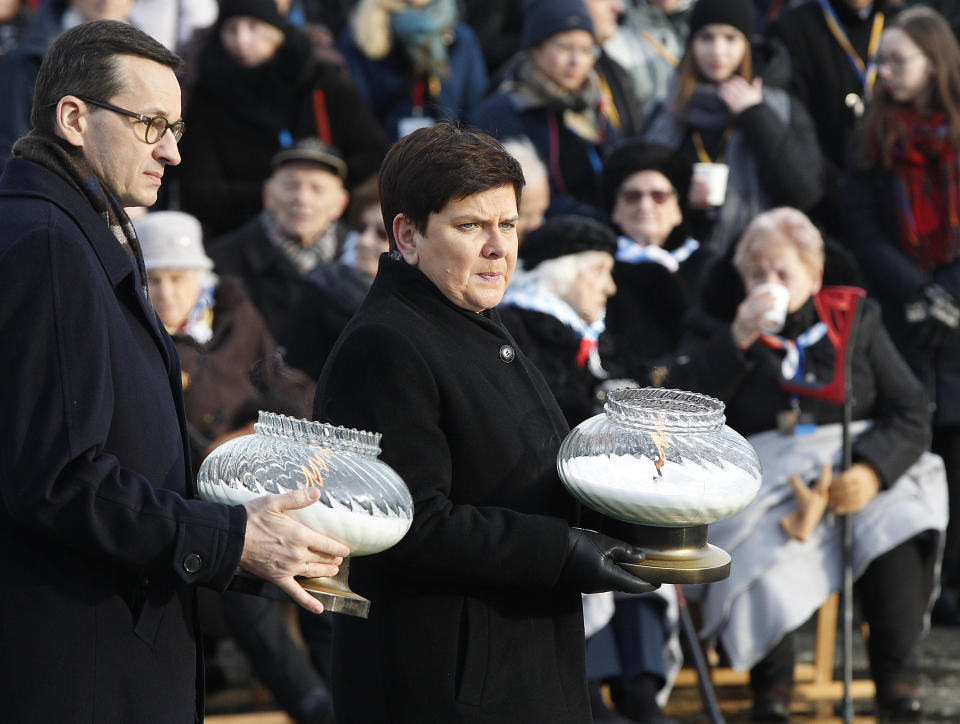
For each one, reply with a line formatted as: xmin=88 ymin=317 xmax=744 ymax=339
xmin=134 ymin=211 xmax=214 ymax=271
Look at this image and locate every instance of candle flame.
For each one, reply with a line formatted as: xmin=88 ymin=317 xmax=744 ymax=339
xmin=301 ymin=448 xmax=332 ymax=488
xmin=651 ymin=423 xmax=671 ymax=477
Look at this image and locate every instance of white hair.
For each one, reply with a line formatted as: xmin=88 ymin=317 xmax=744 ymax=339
xmin=502 ymin=136 xmax=548 ymax=189
xmin=512 ymin=250 xmax=611 ymax=299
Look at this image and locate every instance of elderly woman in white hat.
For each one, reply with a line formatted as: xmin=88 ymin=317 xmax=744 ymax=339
xmin=135 ymin=210 xmax=313 ymax=464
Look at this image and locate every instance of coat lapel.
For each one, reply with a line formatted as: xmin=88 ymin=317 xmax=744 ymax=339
xmin=0 ymin=159 xmax=173 ymax=371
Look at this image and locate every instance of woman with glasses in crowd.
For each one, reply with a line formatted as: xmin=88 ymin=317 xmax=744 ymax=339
xmin=471 ymin=0 xmax=630 ymax=220
xmin=645 ymin=0 xmax=823 ymax=266
xmin=843 ymin=5 xmax=960 ymax=629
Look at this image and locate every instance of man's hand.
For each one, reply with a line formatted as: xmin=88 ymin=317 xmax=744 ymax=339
xmin=828 ymin=463 xmax=881 ymax=515
xmin=241 ymin=487 xmax=350 ymax=613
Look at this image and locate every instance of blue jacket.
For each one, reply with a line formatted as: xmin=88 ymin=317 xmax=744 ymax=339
xmin=338 ymin=22 xmax=488 ymax=142
xmin=0 ymin=157 xmax=246 ymax=722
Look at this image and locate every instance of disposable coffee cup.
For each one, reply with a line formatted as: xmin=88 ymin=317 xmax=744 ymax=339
xmin=754 ymin=282 xmax=790 ymax=334
xmin=692 ymin=162 xmax=729 ymax=207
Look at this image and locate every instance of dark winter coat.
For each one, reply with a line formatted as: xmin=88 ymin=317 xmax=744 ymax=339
xmin=499 ymin=306 xmax=606 ymax=428
xmin=471 ymin=54 xmax=636 ymax=220
xmin=667 ymin=295 xmax=929 ymax=488
xmin=843 ymin=164 xmax=960 ymax=425
xmin=0 ymin=4 xmax=61 ymax=169
xmin=283 ymin=260 xmax=372 ymax=380
xmin=337 ymin=22 xmax=488 ymax=142
xmin=0 ymin=157 xmax=245 ymax=723
xmin=767 ymin=0 xmax=901 ymax=231
xmin=179 ymin=27 xmax=386 ymax=237
xmin=174 ymin=277 xmax=314 ymax=470
xmin=314 ymin=253 xmax=591 ymax=723
xmin=207 ymin=215 xmax=346 ymax=346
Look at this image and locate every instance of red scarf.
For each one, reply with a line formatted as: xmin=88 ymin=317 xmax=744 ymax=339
xmin=885 ymin=110 xmax=960 ymax=271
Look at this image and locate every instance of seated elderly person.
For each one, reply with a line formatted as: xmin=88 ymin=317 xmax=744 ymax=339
xmin=601 ymin=139 xmax=703 ymax=381
xmin=664 ymin=207 xmax=946 ymax=722
xmin=208 ymin=138 xmax=350 ymax=346
xmin=501 ymin=136 xmax=550 ymax=243
xmin=135 ymin=210 xmax=336 ymax=724
xmin=499 ymin=215 xmax=618 ymax=427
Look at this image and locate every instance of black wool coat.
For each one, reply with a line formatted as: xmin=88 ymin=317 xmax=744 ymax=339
xmin=499 ymin=305 xmax=606 ymax=428
xmin=843 ymin=164 xmax=960 ymax=426
xmin=314 ymin=253 xmax=591 ymax=723
xmin=208 ymin=216 xmax=346 ymax=346
xmin=0 ymin=158 xmax=246 ymax=722
xmin=178 ymin=27 xmax=386 ymax=238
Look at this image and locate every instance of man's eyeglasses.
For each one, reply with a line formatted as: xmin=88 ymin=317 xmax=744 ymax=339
xmin=78 ymin=96 xmax=185 ymax=144
xmin=618 ymin=188 xmax=676 ymax=205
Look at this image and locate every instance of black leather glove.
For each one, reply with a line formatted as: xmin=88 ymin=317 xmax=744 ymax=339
xmin=905 ymin=283 xmax=960 ymax=351
xmin=558 ymin=527 xmax=659 ymax=595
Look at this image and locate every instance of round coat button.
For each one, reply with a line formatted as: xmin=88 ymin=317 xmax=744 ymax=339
xmin=182 ymin=553 xmax=203 ymax=574
xmin=499 ymin=345 xmax=515 ymax=364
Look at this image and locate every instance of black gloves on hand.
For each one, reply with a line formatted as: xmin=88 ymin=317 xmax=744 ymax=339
xmin=558 ymin=527 xmax=659 ymax=595
xmin=905 ymin=283 xmax=960 ymax=351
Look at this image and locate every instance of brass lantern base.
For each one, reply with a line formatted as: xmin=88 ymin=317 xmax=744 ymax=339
xmin=228 ymin=558 xmax=371 ymax=618
xmin=617 ymin=524 xmax=731 ymax=585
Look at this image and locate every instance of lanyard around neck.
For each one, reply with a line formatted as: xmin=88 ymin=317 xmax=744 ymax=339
xmin=692 ymin=126 xmax=732 ymax=164
xmin=818 ymin=0 xmax=884 ymax=94
xmin=639 ymin=28 xmax=679 ymax=68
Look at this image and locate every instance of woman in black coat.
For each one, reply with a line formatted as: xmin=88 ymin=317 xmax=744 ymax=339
xmin=313 ymin=124 xmax=655 ymax=723
xmin=666 ymin=207 xmax=937 ymax=722
xmin=178 ymin=0 xmax=386 ymax=238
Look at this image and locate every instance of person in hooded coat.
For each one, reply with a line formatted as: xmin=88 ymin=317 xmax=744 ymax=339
xmin=178 ymin=0 xmax=386 ymax=238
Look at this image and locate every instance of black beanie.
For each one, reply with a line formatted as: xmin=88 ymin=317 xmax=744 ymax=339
xmin=519 ymin=215 xmax=617 ymax=270
xmin=522 ymin=0 xmax=595 ymax=50
xmin=688 ymin=0 xmax=754 ymax=40
xmin=601 ymin=140 xmax=692 ymax=216
xmin=218 ymin=0 xmax=286 ymax=31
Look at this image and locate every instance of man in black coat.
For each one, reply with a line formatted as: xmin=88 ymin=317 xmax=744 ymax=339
xmin=0 ymin=21 xmax=349 ymax=723
xmin=209 ymin=138 xmax=350 ymax=347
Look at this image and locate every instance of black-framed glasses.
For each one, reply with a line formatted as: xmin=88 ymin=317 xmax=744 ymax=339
xmin=618 ymin=188 xmax=676 ymax=205
xmin=77 ymin=96 xmax=184 ymax=144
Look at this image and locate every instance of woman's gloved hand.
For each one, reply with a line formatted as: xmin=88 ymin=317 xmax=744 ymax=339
xmin=558 ymin=527 xmax=659 ymax=595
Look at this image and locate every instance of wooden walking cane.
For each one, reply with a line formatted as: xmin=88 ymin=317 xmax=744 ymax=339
xmin=781 ymin=286 xmax=866 ymax=724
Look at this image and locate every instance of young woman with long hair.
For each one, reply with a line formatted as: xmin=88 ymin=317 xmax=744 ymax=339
xmin=645 ymin=0 xmax=824 ymax=267
xmin=845 ymin=4 xmax=960 ymax=627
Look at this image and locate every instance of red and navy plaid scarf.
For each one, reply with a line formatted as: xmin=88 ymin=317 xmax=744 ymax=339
xmin=884 ymin=110 xmax=960 ymax=271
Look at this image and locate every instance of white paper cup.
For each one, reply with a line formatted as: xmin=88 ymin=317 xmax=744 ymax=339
xmin=692 ymin=162 xmax=729 ymax=206
xmin=754 ymin=282 xmax=789 ymax=333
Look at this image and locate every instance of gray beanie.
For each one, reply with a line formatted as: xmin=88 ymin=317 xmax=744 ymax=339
xmin=134 ymin=211 xmax=214 ymax=271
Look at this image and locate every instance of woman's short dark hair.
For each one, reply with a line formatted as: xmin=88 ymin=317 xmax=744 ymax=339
xmin=32 ymin=20 xmax=182 ymax=137
xmin=378 ymin=123 xmax=525 ymax=249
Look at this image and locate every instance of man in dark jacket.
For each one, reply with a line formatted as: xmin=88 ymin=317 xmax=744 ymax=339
xmin=0 ymin=20 xmax=349 ymax=723
xmin=209 ymin=138 xmax=350 ymax=346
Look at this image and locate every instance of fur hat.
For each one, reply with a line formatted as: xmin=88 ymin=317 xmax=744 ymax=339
xmin=521 ymin=0 xmax=595 ymax=50
xmin=601 ymin=140 xmax=691 ymax=216
xmin=519 ymin=215 xmax=617 ymax=269
xmin=688 ymin=0 xmax=753 ymax=40
xmin=135 ymin=211 xmax=213 ymax=272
